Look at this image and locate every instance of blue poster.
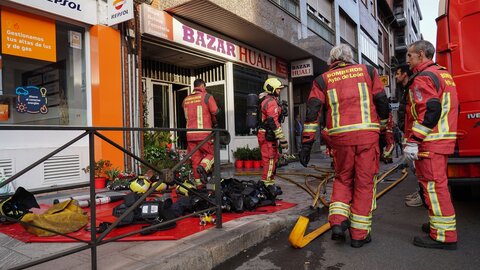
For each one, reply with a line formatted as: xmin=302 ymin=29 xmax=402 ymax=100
xmin=16 ymin=86 xmax=48 ymax=114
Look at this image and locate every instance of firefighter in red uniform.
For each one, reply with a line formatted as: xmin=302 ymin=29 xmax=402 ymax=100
xmin=299 ymin=44 xmax=389 ymax=248
xmin=257 ymin=78 xmax=288 ymax=187
xmin=404 ymin=40 xmax=458 ymax=250
xmin=381 ymin=113 xmax=395 ymax=163
xmin=182 ymin=79 xmax=219 ymax=188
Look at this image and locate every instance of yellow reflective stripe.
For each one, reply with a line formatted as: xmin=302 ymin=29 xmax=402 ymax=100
xmin=380 ymin=119 xmax=388 ymax=125
xmin=351 ymin=213 xmax=372 ymax=222
xmin=412 ymin=121 xmax=433 ymax=136
xmin=328 ymin=123 xmax=380 ymax=135
xmin=358 ymin=82 xmax=371 ymax=124
xmin=439 ymin=92 xmax=451 ymax=133
xmin=327 ymin=89 xmax=340 ymax=128
xmin=274 ymin=128 xmax=285 ymax=139
xmin=197 ymin=106 xmax=203 ymax=129
xmin=267 ymin=159 xmax=274 ymax=181
xmin=384 ymin=145 xmax=394 ymax=156
xmin=409 ymin=90 xmax=418 ymax=119
xmin=430 ymin=215 xmax=456 ymax=223
xmin=304 ymin=123 xmax=319 ymax=133
xmin=423 ymin=132 xmax=457 ymax=141
xmin=329 ymin=202 xmax=351 ymax=218
xmin=427 ymin=181 xmax=442 ymax=216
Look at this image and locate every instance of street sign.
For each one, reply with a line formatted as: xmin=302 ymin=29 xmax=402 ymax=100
xmin=380 ymin=75 xmax=389 ymax=86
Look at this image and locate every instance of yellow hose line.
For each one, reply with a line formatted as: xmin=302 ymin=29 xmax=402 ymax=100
xmin=289 ymin=168 xmax=408 ymax=248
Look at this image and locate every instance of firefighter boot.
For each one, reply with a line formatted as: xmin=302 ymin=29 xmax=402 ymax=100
xmin=413 ymin=236 xmax=457 ymax=250
xmin=197 ymin=165 xmax=208 ymax=184
xmin=351 ymin=234 xmax=372 ymax=248
xmin=331 ymin=220 xmax=350 ymax=241
xmin=422 ymin=223 xmax=430 ymax=234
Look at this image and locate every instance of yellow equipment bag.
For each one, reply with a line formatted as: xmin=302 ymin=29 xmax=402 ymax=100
xmin=20 ymin=199 xmax=88 ymax=237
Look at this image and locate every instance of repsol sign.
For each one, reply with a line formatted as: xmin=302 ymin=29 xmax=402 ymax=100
xmin=46 ymin=0 xmax=82 ymax=11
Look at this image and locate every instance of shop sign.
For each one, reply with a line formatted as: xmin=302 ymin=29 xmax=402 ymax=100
xmin=291 ymin=58 xmax=313 ymax=78
xmin=1 ymin=8 xmax=56 ymax=62
xmin=107 ymin=0 xmax=134 ymax=26
xmin=6 ymin=0 xmax=98 ymax=25
xmin=16 ymin=86 xmax=48 ymax=114
xmin=140 ymin=5 xmax=287 ymax=78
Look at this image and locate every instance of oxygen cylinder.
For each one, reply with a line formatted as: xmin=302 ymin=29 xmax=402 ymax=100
xmin=246 ymin=93 xmax=259 ymax=129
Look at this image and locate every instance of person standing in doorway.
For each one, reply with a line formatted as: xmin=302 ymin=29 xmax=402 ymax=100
xmin=182 ymin=79 xmax=219 ymax=188
xmin=257 ymin=78 xmax=288 ymax=189
xmin=404 ymin=40 xmax=458 ymax=249
xmin=299 ymin=44 xmax=389 ymax=248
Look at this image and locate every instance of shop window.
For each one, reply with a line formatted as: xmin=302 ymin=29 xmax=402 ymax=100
xmin=0 ymin=11 xmax=86 ymax=126
xmin=233 ymin=65 xmax=268 ymax=136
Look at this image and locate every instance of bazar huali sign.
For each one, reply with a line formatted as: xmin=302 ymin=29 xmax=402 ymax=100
xmin=140 ymin=4 xmax=287 ymax=78
xmin=1 ymin=8 xmax=56 ymax=62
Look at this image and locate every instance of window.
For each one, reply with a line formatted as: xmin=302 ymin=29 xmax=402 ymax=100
xmin=339 ymin=10 xmax=357 ymax=48
xmin=0 ymin=15 xmax=87 ymax=126
xmin=370 ymin=0 xmax=376 ymax=18
xmin=270 ymin=0 xmax=300 ymax=18
xmin=378 ymin=30 xmax=383 ymax=53
xmin=233 ymin=65 xmax=268 ymax=136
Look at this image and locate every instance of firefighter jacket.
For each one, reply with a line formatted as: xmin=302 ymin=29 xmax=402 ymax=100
xmin=259 ymin=93 xmax=285 ymax=140
xmin=302 ymin=61 xmax=389 ymax=146
xmin=183 ymin=87 xmax=219 ymax=141
xmin=405 ymin=60 xmax=458 ymax=155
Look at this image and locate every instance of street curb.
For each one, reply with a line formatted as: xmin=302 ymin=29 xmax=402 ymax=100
xmin=133 ymin=209 xmax=304 ymax=270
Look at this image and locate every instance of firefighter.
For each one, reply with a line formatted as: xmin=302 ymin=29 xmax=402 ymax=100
xmin=182 ymin=79 xmax=219 ymax=188
xmin=299 ymin=44 xmax=389 ymax=248
xmin=257 ymin=78 xmax=288 ymax=187
xmin=404 ymin=40 xmax=458 ymax=250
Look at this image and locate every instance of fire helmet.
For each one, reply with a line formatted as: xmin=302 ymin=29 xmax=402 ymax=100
xmin=130 ymin=178 xmax=151 ymax=193
xmin=263 ymin=78 xmax=285 ymax=93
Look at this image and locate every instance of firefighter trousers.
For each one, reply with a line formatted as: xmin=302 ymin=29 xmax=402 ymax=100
xmin=328 ymin=142 xmax=379 ymax=241
xmin=415 ymin=152 xmax=457 ymax=243
xmin=258 ymin=131 xmax=279 ymax=183
xmin=188 ymin=140 xmax=214 ymax=181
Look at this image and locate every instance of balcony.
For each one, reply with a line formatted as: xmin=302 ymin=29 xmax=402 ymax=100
xmin=307 ymin=12 xmax=335 ymax=45
xmin=395 ymin=35 xmax=407 ymax=52
xmin=394 ymin=6 xmax=406 ymax=27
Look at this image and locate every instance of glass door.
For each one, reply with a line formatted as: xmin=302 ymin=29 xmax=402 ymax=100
xmin=206 ymin=82 xmax=228 ymax=160
xmin=174 ymin=85 xmax=189 ymax=150
xmin=152 ymin=82 xmax=170 ymax=128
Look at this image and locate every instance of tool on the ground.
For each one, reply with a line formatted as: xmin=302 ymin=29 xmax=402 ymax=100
xmin=289 ymin=159 xmax=408 ymax=249
xmin=53 ymin=194 xmax=125 ymax=208
xmin=199 ymin=213 xmax=216 ymax=226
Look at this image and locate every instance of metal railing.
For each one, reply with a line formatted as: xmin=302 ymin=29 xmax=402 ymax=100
xmin=0 ymin=125 xmax=228 ymax=270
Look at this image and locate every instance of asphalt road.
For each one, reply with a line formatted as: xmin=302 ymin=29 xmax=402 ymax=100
xmin=214 ymin=170 xmax=480 ymax=270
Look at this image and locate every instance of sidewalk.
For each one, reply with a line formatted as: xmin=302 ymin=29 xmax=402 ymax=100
xmin=0 ymin=154 xmax=332 ymax=270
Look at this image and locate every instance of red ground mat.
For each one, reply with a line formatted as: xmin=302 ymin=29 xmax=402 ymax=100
xmin=0 ymin=195 xmax=296 ymax=243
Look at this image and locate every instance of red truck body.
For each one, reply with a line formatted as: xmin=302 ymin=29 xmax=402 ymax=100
xmin=436 ymin=0 xmax=480 ymax=182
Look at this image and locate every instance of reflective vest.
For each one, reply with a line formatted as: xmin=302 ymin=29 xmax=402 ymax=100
xmin=183 ymin=87 xmax=219 ymax=141
xmin=405 ymin=61 xmax=458 ymax=154
xmin=304 ymin=62 xmax=385 ymax=146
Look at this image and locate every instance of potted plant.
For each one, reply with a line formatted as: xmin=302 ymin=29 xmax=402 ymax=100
xmin=105 ymin=167 xmax=120 ymax=181
xmin=243 ymin=146 xmax=253 ymax=169
xmin=82 ymin=159 xmax=111 ymax=189
xmin=252 ymin=147 xmax=262 ymax=168
xmin=232 ymin=147 xmax=244 ymax=169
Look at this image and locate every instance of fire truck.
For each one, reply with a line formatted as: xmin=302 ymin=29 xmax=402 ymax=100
xmin=436 ymin=0 xmax=480 ymax=184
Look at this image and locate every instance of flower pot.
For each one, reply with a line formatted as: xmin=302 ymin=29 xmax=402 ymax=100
xmin=253 ymin=160 xmax=262 ymax=168
xmin=94 ymin=177 xmax=107 ymax=189
xmin=244 ymin=160 xmax=253 ymax=169
xmin=235 ymin=160 xmax=244 ymax=169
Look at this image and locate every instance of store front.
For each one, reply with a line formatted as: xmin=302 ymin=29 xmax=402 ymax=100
xmin=140 ymin=4 xmax=290 ymax=162
xmin=0 ymin=1 xmax=122 ymax=189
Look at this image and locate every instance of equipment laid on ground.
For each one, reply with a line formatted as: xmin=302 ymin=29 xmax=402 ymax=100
xmin=0 ymin=187 xmax=39 ymax=224
xmin=111 ymin=193 xmax=176 ymax=233
xmin=53 ymin=194 xmax=126 ymax=208
xmin=199 ymin=213 xmax=216 ymax=226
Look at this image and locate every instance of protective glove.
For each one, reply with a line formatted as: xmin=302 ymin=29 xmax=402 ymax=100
xmin=403 ymin=142 xmax=419 ymax=162
xmin=299 ymin=142 xmax=313 ymax=168
xmin=279 ymin=139 xmax=288 ymax=150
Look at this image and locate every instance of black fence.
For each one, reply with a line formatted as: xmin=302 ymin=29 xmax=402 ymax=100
xmin=0 ymin=125 xmax=228 ymax=270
